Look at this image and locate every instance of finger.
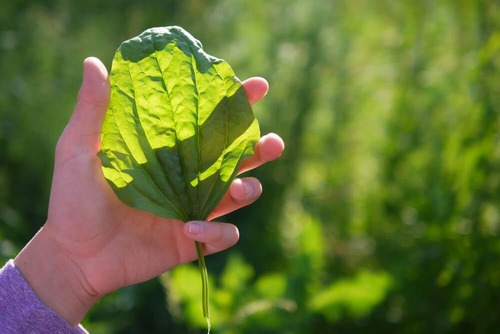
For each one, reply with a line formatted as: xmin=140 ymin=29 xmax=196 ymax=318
xmin=184 ymin=221 xmax=239 ymax=254
xmin=242 ymin=77 xmax=269 ymax=105
xmin=207 ymin=177 xmax=262 ymax=221
xmin=238 ymin=133 xmax=285 ymax=174
xmin=61 ymin=57 xmax=110 ymax=155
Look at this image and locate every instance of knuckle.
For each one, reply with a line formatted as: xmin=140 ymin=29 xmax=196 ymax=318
xmin=55 ymin=131 xmax=92 ymax=163
xmin=78 ymin=96 xmax=109 ymax=110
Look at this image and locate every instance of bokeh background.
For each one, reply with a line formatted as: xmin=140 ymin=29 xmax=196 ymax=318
xmin=1 ymin=0 xmax=500 ymax=333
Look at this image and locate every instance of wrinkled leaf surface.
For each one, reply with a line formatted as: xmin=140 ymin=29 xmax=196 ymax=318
xmin=99 ymin=26 xmax=260 ymax=221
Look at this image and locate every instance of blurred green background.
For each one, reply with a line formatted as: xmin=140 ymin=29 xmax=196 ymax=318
xmin=1 ymin=0 xmax=500 ymax=333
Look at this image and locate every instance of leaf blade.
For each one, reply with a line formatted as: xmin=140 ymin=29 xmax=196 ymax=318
xmin=100 ymin=26 xmax=260 ymax=221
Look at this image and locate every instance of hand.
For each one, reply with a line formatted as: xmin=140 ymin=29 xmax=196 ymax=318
xmin=14 ymin=57 xmax=284 ymax=326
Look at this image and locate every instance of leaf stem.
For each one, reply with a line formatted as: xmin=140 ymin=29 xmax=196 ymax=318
xmin=195 ymin=241 xmax=211 ymax=333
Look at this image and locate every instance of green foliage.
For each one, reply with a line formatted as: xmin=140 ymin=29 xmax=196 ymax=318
xmin=1 ymin=0 xmax=500 ymax=333
xmin=100 ymin=26 xmax=259 ymax=222
xmin=164 ymin=216 xmax=392 ymax=332
xmin=309 ymin=271 xmax=392 ymax=321
xmin=163 ymin=253 xmax=296 ymax=332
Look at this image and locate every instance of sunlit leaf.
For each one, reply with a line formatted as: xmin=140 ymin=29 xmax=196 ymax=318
xmin=99 ymin=26 xmax=260 ymax=222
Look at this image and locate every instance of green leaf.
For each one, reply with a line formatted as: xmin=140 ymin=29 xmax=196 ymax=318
xmin=309 ymin=271 xmax=393 ymax=321
xmin=99 ymin=26 xmax=260 ymax=222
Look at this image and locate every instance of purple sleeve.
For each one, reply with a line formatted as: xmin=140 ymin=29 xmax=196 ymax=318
xmin=0 ymin=260 xmax=88 ymax=334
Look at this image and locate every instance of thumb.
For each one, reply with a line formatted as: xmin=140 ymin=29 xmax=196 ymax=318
xmin=62 ymin=57 xmax=110 ymax=154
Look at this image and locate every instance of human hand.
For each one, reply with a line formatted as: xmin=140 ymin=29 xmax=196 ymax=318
xmin=14 ymin=57 xmax=284 ymax=326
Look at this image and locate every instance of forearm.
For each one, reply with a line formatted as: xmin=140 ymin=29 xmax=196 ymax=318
xmin=13 ymin=226 xmax=99 ymax=326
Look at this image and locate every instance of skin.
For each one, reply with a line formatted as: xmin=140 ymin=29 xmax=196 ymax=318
xmin=14 ymin=57 xmax=284 ymax=326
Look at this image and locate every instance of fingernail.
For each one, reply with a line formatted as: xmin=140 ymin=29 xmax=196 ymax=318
xmin=187 ymin=221 xmax=203 ymax=234
xmin=243 ymin=180 xmax=253 ymax=197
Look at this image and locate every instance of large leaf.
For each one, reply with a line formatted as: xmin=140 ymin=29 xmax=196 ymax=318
xmin=99 ymin=26 xmax=260 ymax=222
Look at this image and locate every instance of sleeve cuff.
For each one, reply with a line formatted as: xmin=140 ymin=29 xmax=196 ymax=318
xmin=0 ymin=259 xmax=88 ymax=333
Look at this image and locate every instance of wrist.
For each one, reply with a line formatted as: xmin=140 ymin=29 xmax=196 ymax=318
xmin=14 ymin=225 xmax=100 ymax=326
